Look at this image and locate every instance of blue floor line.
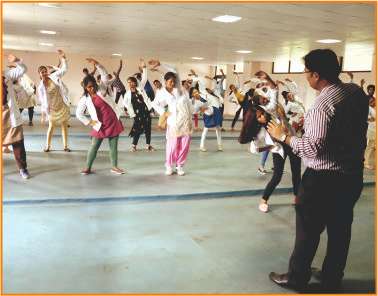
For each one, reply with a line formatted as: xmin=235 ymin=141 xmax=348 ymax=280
xmin=3 ymin=181 xmax=375 ymax=206
xmin=25 ymin=134 xmax=240 ymax=140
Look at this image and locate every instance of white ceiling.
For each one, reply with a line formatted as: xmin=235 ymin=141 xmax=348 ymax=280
xmin=3 ymin=2 xmax=376 ymax=64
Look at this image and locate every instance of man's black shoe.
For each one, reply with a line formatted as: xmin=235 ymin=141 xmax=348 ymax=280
xmin=269 ymin=272 xmax=306 ymax=290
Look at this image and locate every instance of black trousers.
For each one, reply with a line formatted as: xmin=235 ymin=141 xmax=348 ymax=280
xmin=11 ymin=139 xmax=27 ymax=170
xmin=288 ymin=168 xmax=363 ymax=286
xmin=115 ymin=90 xmax=126 ymax=104
xmin=132 ymin=130 xmax=151 ymax=146
xmin=262 ymin=144 xmax=301 ymax=201
xmin=231 ymin=101 xmax=249 ymax=129
xmin=19 ymin=107 xmax=34 ymax=123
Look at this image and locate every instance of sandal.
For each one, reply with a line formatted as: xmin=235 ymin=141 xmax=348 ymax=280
xmin=43 ymin=147 xmax=51 ymax=152
xmin=146 ymin=145 xmax=155 ymax=152
xmin=129 ymin=146 xmax=137 ymax=152
xmin=64 ymin=148 xmax=71 ymax=152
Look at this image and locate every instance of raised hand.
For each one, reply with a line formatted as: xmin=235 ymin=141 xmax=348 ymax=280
xmin=86 ymin=58 xmax=99 ymax=65
xmin=140 ymin=58 xmax=146 ymax=68
xmin=148 ymin=59 xmax=160 ymax=68
xmin=57 ymin=49 xmax=66 ymax=59
xmin=7 ymin=54 xmax=19 ymax=63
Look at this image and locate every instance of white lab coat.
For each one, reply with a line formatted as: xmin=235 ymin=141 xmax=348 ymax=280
xmin=76 ymin=63 xmax=122 ymax=131
xmin=37 ymin=58 xmax=70 ymax=115
xmin=250 ymin=127 xmax=284 ymax=159
xmin=3 ymin=61 xmax=27 ymax=127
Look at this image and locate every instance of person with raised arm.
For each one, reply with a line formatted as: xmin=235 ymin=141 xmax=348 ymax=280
xmin=37 ymin=49 xmax=71 ymax=152
xmin=123 ymin=59 xmax=154 ymax=152
xmin=3 ymin=54 xmax=30 ymax=179
xmin=76 ymin=58 xmax=125 ymax=175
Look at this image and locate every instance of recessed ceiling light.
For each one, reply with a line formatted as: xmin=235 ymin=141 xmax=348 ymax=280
xmin=39 ymin=42 xmax=54 ymax=47
xmin=191 ymin=57 xmax=204 ymax=60
xmin=316 ymin=39 xmax=342 ymax=44
xmin=235 ymin=50 xmax=252 ymax=54
xmin=39 ymin=30 xmax=57 ymax=35
xmin=212 ymin=15 xmax=241 ymax=23
xmin=112 ymin=53 xmax=122 ymax=56
xmin=38 ymin=3 xmax=61 ymax=8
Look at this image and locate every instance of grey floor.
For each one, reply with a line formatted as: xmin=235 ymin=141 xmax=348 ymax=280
xmin=3 ymin=115 xmax=376 ymax=293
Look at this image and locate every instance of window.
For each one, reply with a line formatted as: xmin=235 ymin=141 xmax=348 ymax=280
xmin=233 ymin=62 xmax=244 ymax=73
xmin=289 ymin=59 xmax=305 ymax=73
xmin=272 ymin=60 xmax=305 ymax=74
xmin=272 ymin=60 xmax=289 ymax=73
xmin=342 ymin=43 xmax=373 ymax=72
xmin=215 ymin=64 xmax=227 ymax=76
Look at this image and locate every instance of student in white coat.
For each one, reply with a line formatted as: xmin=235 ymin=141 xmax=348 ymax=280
xmin=76 ymin=58 xmax=125 ymax=175
xmin=149 ymin=59 xmax=196 ymax=176
xmin=13 ymin=73 xmax=37 ymax=126
xmin=123 ymin=59 xmax=154 ymax=152
xmin=37 ymin=49 xmax=71 ymax=152
xmin=2 ymin=54 xmax=30 ymax=179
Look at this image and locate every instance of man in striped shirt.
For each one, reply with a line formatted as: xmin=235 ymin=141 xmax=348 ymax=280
xmin=267 ymin=49 xmax=369 ymax=291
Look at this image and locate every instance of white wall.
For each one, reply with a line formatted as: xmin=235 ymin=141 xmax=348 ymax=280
xmin=3 ymin=50 xmax=376 ymax=116
xmin=3 ymin=49 xmax=212 ymax=106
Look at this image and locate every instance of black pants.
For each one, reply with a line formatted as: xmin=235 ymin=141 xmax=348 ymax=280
xmin=262 ymin=144 xmax=301 ymax=201
xmin=19 ymin=107 xmax=34 ymax=123
xmin=11 ymin=139 xmax=27 ymax=170
xmin=288 ymin=168 xmax=363 ymax=286
xmin=132 ymin=130 xmax=151 ymax=146
xmin=115 ymin=90 xmax=126 ymax=104
xmin=231 ymin=101 xmax=249 ymax=129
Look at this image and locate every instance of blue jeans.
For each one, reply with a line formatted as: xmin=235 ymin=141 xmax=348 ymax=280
xmin=260 ymin=150 xmax=269 ymax=167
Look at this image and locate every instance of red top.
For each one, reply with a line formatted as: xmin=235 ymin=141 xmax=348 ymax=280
xmin=90 ymin=95 xmax=124 ymax=139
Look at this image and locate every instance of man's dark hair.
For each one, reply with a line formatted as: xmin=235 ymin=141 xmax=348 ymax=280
xmin=303 ymin=49 xmax=341 ymax=83
xmin=83 ymin=68 xmax=89 ymax=74
xmin=367 ymin=84 xmax=375 ymax=91
xmin=164 ymin=72 xmax=177 ymax=82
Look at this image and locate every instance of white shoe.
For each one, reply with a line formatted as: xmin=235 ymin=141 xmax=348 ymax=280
xmin=19 ymin=169 xmax=30 ymax=179
xmin=217 ymin=145 xmax=223 ymax=151
xmin=176 ymin=166 xmax=185 ymax=176
xmin=200 ymin=147 xmax=207 ymax=152
xmin=258 ymin=167 xmax=267 ymax=175
xmin=110 ymin=167 xmax=125 ymax=175
xmin=259 ymin=202 xmax=269 ymax=213
xmin=165 ymin=166 xmax=174 ymax=176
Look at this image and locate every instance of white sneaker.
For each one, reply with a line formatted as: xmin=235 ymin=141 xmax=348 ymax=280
xmin=176 ymin=166 xmax=185 ymax=176
xmin=217 ymin=145 xmax=223 ymax=151
xmin=110 ymin=167 xmax=125 ymax=175
xmin=259 ymin=202 xmax=269 ymax=213
xmin=165 ymin=166 xmax=174 ymax=176
xmin=200 ymin=147 xmax=207 ymax=152
xmin=258 ymin=167 xmax=267 ymax=175
xmin=19 ymin=169 xmax=30 ymax=179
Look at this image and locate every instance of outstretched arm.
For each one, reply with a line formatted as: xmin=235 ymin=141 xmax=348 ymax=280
xmin=5 ymin=54 xmax=27 ymax=81
xmin=115 ymin=60 xmax=123 ymax=77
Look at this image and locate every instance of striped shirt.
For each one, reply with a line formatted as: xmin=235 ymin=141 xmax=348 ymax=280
xmin=290 ymin=82 xmax=369 ymax=173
